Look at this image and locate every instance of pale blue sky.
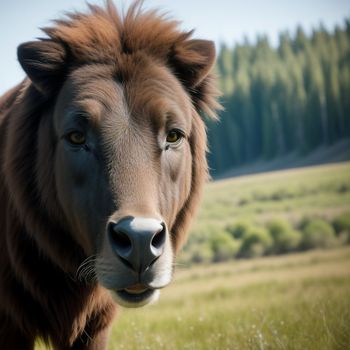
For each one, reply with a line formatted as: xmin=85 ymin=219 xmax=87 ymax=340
xmin=1 ymin=0 xmax=349 ymax=94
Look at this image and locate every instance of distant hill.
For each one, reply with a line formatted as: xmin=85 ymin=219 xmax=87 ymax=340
xmin=180 ymin=162 xmax=350 ymax=265
xmin=208 ymin=19 xmax=350 ymax=177
xmin=215 ymin=138 xmax=350 ymax=180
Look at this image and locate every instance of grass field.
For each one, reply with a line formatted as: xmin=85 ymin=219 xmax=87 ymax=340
xmin=180 ymin=161 xmax=350 ymax=263
xmin=36 ymin=163 xmax=350 ymax=349
xmin=108 ymin=163 xmax=350 ymax=350
xmin=110 ymin=247 xmax=350 ymax=350
xmin=195 ymin=161 xmax=350 ymax=230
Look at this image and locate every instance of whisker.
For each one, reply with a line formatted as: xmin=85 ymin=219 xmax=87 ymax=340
xmin=76 ymin=255 xmax=98 ymax=283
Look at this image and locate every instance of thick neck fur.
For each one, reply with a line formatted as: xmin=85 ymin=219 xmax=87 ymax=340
xmin=0 ymin=84 xmax=115 ymax=346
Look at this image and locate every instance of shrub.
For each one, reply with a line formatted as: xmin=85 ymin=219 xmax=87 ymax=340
xmin=298 ymin=216 xmax=312 ymax=231
xmin=267 ymin=218 xmax=301 ymax=254
xmin=238 ymin=227 xmax=273 ymax=258
xmin=332 ymin=213 xmax=350 ymax=244
xmin=209 ymin=230 xmax=240 ymax=262
xmin=299 ymin=219 xmax=336 ymax=250
xmin=270 ymin=189 xmax=293 ymax=201
xmin=190 ymin=243 xmax=214 ymax=264
xmin=237 ymin=197 xmax=250 ymax=206
xmin=188 ymin=224 xmax=213 ymax=244
xmin=225 ymin=221 xmax=251 ymax=240
xmin=332 ymin=213 xmax=350 ymax=234
xmin=179 ymin=237 xmax=215 ymax=265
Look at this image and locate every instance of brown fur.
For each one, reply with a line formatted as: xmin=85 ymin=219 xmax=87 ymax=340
xmin=0 ymin=1 xmax=220 ymax=348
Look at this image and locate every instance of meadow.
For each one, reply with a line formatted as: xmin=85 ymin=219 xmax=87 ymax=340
xmin=181 ymin=162 xmax=350 ymax=263
xmin=109 ymin=162 xmax=350 ymax=350
xmin=110 ymin=247 xmax=350 ymax=350
xmin=198 ymin=162 xmax=350 ymax=227
xmin=36 ymin=162 xmax=350 ymax=349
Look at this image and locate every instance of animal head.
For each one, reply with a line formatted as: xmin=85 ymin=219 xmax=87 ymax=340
xmin=10 ymin=1 xmax=220 ymax=307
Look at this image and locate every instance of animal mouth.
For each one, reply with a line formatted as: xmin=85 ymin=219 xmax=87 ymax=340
xmin=124 ymin=284 xmax=149 ymax=294
xmin=115 ymin=284 xmax=158 ymax=307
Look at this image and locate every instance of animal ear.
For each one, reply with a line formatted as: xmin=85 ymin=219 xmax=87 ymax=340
xmin=171 ymin=39 xmax=216 ymax=87
xmin=17 ymin=40 xmax=67 ymax=94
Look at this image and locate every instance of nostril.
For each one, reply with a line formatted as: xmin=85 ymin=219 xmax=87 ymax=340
xmin=151 ymin=223 xmax=166 ymax=250
xmin=108 ymin=223 xmax=132 ymax=255
xmin=108 ymin=217 xmax=167 ymax=273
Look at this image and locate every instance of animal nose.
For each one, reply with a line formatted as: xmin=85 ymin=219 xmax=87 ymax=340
xmin=108 ymin=217 xmax=166 ymax=273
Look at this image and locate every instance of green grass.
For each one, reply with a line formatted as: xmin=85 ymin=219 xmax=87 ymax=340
xmin=36 ymin=163 xmax=350 ymax=349
xmin=108 ymin=163 xmax=350 ymax=349
xmin=196 ymin=162 xmax=350 ymax=229
xmin=110 ymin=247 xmax=350 ymax=350
xmin=180 ymin=162 xmax=350 ymax=263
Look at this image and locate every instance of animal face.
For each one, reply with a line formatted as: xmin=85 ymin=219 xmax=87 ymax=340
xmin=51 ymin=61 xmax=195 ymax=306
xmin=14 ymin=3 xmax=220 ymax=308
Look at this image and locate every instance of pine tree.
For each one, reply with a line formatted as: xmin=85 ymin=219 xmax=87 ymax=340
xmin=208 ymin=19 xmax=350 ymax=176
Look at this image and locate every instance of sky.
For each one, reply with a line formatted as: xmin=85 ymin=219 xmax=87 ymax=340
xmin=1 ymin=0 xmax=349 ymax=94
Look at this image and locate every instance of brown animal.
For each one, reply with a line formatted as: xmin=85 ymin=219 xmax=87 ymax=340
xmin=0 ymin=1 xmax=220 ymax=349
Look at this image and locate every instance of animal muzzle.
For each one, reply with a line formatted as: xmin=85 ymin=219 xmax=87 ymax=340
xmin=108 ymin=216 xmax=167 ymax=274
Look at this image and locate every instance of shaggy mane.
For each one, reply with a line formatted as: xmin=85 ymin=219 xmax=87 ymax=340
xmin=42 ymin=0 xmax=220 ymax=118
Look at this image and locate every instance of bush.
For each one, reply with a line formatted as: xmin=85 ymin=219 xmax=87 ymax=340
xmin=299 ymin=219 xmax=336 ymax=250
xmin=267 ymin=218 xmax=301 ymax=254
xmin=179 ymin=231 xmax=215 ymax=264
xmin=298 ymin=216 xmax=312 ymax=231
xmin=238 ymin=227 xmax=273 ymax=258
xmin=332 ymin=213 xmax=350 ymax=244
xmin=209 ymin=230 xmax=240 ymax=262
xmin=332 ymin=213 xmax=350 ymax=234
xmin=190 ymin=243 xmax=214 ymax=264
xmin=226 ymin=221 xmax=251 ymax=240
xmin=270 ymin=189 xmax=293 ymax=201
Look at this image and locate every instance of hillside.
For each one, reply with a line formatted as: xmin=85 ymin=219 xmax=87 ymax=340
xmin=35 ymin=163 xmax=350 ymax=350
xmin=180 ymin=161 xmax=350 ymax=264
xmin=216 ymin=138 xmax=350 ymax=179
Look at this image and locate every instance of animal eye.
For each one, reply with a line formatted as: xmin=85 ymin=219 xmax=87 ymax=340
xmin=166 ymin=129 xmax=183 ymax=144
xmin=66 ymin=131 xmax=86 ymax=145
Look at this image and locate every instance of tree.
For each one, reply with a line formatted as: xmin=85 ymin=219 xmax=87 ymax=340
xmin=208 ymin=20 xmax=350 ymax=177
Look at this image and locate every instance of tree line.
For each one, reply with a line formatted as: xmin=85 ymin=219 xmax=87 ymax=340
xmin=208 ymin=19 xmax=350 ymax=175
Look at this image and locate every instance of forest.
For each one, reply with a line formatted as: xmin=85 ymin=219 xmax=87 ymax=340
xmin=209 ymin=19 xmax=350 ymax=176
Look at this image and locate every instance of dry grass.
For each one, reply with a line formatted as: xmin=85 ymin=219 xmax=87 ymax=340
xmin=196 ymin=162 xmax=350 ymax=228
xmin=35 ymin=162 xmax=350 ymax=349
xmin=108 ymin=247 xmax=350 ymax=350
